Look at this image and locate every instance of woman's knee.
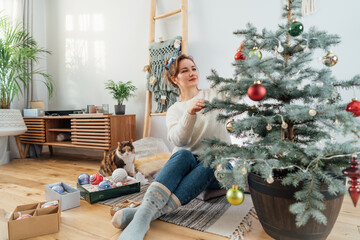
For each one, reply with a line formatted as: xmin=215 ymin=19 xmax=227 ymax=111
xmin=170 ymin=149 xmax=197 ymax=165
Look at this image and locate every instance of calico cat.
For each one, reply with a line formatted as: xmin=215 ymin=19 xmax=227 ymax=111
xmin=99 ymin=140 xmax=135 ymax=177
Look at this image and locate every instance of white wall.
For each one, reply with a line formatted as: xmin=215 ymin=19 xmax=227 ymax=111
xmin=45 ymin=0 xmax=360 ymax=153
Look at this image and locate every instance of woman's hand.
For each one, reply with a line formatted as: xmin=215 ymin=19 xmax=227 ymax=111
xmin=188 ymin=98 xmax=205 ymax=115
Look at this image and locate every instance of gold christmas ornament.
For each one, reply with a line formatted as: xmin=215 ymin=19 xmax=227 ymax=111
xmin=226 ymin=185 xmax=244 ymax=205
xmin=266 ymin=123 xmax=272 ymax=131
xmin=281 ymin=121 xmax=288 ymax=129
xmin=226 ymin=119 xmax=234 ymax=132
xmin=309 ymin=109 xmax=317 ymax=116
xmin=267 ymin=175 xmax=274 ymax=184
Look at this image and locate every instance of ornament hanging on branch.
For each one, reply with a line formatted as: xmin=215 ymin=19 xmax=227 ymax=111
xmin=346 ymin=99 xmax=360 ymax=117
xmin=226 ymin=185 xmax=244 ymax=205
xmin=322 ymin=51 xmax=338 ymax=67
xmin=226 ymin=119 xmax=234 ymax=132
xmin=342 ymin=153 xmax=360 ymax=207
xmin=247 ymin=81 xmax=266 ymax=101
xmin=249 ymin=47 xmax=262 ymax=59
xmin=288 ymin=19 xmax=304 ymax=37
xmin=234 ymin=42 xmax=246 ymax=61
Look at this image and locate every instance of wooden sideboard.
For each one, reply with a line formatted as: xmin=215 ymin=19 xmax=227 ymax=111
xmin=16 ymin=114 xmax=136 ymax=158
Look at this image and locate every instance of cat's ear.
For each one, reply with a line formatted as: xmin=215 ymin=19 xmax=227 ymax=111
xmin=130 ymin=139 xmax=133 ymax=144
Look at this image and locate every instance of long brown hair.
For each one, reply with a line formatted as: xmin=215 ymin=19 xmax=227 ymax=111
xmin=164 ymin=54 xmax=196 ymax=89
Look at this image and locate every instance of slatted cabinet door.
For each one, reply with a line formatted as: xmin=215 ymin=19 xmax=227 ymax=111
xmin=71 ymin=117 xmax=111 ymax=150
xmin=20 ymin=118 xmax=46 ymax=144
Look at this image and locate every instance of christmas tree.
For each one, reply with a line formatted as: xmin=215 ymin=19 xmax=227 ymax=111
xmin=200 ymin=0 xmax=360 ymax=227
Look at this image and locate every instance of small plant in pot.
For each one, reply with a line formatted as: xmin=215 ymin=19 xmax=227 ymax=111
xmin=105 ymin=80 xmax=137 ymax=115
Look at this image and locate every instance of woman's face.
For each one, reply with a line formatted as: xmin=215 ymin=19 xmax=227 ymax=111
xmin=172 ymin=59 xmax=199 ymax=90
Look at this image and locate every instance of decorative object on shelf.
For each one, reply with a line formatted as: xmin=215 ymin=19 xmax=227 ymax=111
xmin=342 ymin=153 xmax=360 ymax=207
xmin=288 ymin=19 xmax=304 ymax=37
xmin=51 ymin=185 xmax=65 ymax=194
xmin=322 ymin=51 xmax=338 ymax=67
xmin=346 ymin=99 xmax=360 ymax=117
xmin=247 ymin=81 xmax=266 ymax=101
xmin=77 ymin=173 xmax=90 ymax=185
xmin=102 ymin=104 xmax=109 ymax=114
xmin=0 ymin=109 xmax=27 ymax=165
xmin=249 ymin=47 xmax=262 ymax=59
xmin=226 ymin=119 xmax=234 ymax=132
xmin=226 ymin=185 xmax=244 ymax=205
xmin=0 ymin=14 xmax=53 ymax=109
xmin=105 ymin=80 xmax=137 ymax=115
xmin=90 ymin=173 xmax=103 ymax=185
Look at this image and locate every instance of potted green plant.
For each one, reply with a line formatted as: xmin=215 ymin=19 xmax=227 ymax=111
xmin=105 ymin=80 xmax=137 ymax=115
xmin=0 ymin=14 xmax=53 ymax=109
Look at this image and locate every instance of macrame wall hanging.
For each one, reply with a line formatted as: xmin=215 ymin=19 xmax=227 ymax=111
xmin=301 ymin=0 xmax=316 ymax=16
xmin=146 ymin=36 xmax=182 ymax=113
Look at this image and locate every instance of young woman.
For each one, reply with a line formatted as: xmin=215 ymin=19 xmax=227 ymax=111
xmin=113 ymin=54 xmax=231 ymax=240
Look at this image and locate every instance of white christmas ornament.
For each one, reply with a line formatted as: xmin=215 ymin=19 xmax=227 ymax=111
xmin=112 ymin=168 xmax=128 ymax=184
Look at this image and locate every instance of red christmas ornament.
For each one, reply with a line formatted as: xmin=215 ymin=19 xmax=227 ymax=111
xmin=247 ymin=81 xmax=266 ymax=101
xmin=234 ymin=51 xmax=246 ymax=61
xmin=90 ymin=173 xmax=103 ymax=185
xmin=342 ymin=153 xmax=360 ymax=207
xmin=346 ymin=99 xmax=360 ymax=117
xmin=234 ymin=42 xmax=246 ymax=61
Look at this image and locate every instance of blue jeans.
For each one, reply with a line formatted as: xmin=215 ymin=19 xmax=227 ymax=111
xmin=154 ymin=149 xmax=220 ymax=205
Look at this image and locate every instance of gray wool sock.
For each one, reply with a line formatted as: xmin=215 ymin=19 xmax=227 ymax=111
xmin=112 ymin=193 xmax=181 ymax=230
xmin=118 ymin=182 xmax=172 ymax=240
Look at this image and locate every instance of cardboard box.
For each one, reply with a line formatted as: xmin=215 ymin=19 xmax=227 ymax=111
xmin=45 ymin=182 xmax=80 ymax=211
xmin=77 ymin=177 xmax=140 ymax=204
xmin=8 ymin=201 xmax=61 ymax=240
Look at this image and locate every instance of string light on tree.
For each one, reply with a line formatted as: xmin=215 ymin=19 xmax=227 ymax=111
xmin=226 ymin=185 xmax=244 ymax=205
xmin=288 ymin=19 xmax=304 ymax=37
xmin=266 ymin=123 xmax=272 ymax=131
xmin=247 ymin=81 xmax=266 ymax=101
xmin=281 ymin=121 xmax=288 ymax=129
xmin=267 ymin=174 xmax=274 ymax=184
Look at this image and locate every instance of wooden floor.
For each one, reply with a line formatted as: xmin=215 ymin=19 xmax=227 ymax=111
xmin=0 ymin=153 xmax=359 ymax=240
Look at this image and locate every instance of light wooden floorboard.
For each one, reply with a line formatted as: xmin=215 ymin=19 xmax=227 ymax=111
xmin=0 ymin=153 xmax=359 ymax=240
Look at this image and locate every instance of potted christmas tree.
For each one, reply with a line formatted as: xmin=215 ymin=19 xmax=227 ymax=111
xmin=200 ymin=0 xmax=360 ymax=239
xmin=105 ymin=80 xmax=137 ymax=115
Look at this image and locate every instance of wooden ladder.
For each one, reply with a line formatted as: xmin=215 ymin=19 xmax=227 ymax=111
xmin=142 ymin=0 xmax=188 ymax=138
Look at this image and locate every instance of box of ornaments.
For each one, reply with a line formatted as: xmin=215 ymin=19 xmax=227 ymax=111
xmin=45 ymin=182 xmax=80 ymax=211
xmin=7 ymin=200 xmax=61 ymax=240
xmin=76 ymin=168 xmax=140 ymax=204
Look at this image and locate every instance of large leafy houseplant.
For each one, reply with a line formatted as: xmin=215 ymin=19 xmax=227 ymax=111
xmin=0 ymin=15 xmax=53 ymax=109
xmin=105 ymin=80 xmax=137 ymax=115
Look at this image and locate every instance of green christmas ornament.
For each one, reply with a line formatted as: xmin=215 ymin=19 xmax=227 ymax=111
xmin=288 ymin=20 xmax=304 ymax=37
xmin=249 ymin=47 xmax=262 ymax=59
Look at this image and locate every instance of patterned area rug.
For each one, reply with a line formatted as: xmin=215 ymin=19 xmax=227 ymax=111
xmin=99 ymin=184 xmax=256 ymax=239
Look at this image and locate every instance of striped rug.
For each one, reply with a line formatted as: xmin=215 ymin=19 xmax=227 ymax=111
xmin=99 ymin=184 xmax=255 ymax=239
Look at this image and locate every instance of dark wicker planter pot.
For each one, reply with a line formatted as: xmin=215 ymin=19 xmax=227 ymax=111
xmin=248 ymin=173 xmax=344 ymax=240
xmin=114 ymin=105 xmax=125 ymax=115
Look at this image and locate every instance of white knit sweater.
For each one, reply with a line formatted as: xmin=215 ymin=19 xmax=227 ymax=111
xmin=166 ymin=88 xmax=231 ymax=155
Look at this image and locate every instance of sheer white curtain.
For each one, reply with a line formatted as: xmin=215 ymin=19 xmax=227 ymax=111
xmin=1 ymin=0 xmax=42 ymax=159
